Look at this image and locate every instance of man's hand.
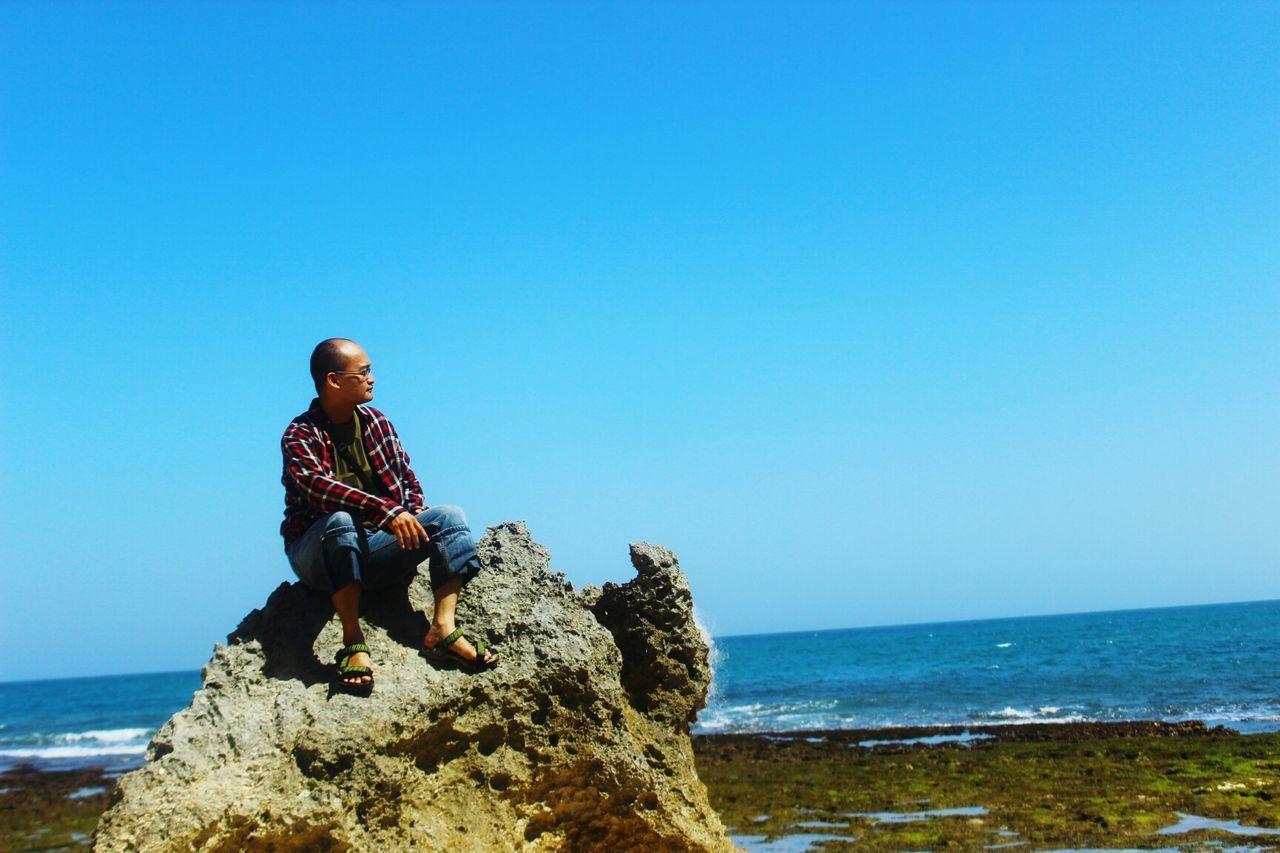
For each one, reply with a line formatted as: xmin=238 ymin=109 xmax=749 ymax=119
xmin=389 ymin=511 xmax=429 ymax=551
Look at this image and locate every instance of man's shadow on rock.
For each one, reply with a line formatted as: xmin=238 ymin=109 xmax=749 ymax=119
xmin=226 ymin=560 xmax=434 ymax=690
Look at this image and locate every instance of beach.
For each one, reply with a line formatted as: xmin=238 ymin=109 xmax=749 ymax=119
xmin=4 ymin=721 xmax=1279 ymax=851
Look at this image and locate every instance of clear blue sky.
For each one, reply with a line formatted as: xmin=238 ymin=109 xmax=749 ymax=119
xmin=2 ymin=2 xmax=1276 ymax=682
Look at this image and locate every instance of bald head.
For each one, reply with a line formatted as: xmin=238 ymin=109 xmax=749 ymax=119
xmin=310 ymin=338 xmax=361 ymax=391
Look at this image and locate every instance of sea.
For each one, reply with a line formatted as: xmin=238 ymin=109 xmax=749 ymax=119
xmin=2 ymin=599 xmax=1278 ymax=773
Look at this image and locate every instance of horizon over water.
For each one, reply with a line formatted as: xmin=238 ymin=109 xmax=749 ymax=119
xmin=698 ymin=598 xmax=1280 ymax=735
xmin=717 ymin=596 xmax=1280 ymax=641
xmin=2 ymin=598 xmax=1277 ymax=771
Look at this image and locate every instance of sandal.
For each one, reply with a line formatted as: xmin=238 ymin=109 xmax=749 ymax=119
xmin=335 ymin=643 xmax=374 ymax=694
xmin=424 ymin=627 xmax=498 ymax=671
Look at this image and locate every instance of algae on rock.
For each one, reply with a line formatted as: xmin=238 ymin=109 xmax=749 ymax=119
xmin=95 ymin=522 xmax=731 ymax=852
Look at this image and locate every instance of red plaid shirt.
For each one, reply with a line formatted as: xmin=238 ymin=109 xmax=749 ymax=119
xmin=280 ymin=399 xmax=426 ymax=546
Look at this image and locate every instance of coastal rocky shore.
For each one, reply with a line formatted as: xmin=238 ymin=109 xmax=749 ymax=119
xmin=92 ymin=522 xmax=733 ymax=851
xmin=697 ymin=721 xmax=1280 ymax=850
xmin=5 ymin=524 xmax=1277 ymax=851
xmin=5 ymin=721 xmax=1279 ymax=851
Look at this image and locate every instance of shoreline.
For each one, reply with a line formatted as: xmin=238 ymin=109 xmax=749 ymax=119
xmin=4 ymin=721 xmax=1277 ymax=850
xmin=696 ymin=718 xmax=1241 ymax=744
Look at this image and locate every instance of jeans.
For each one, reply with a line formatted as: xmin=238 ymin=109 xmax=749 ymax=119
xmin=286 ymin=504 xmax=481 ymax=593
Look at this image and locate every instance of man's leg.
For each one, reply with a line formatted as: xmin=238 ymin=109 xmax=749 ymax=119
xmin=419 ymin=505 xmax=493 ymax=664
xmin=330 ymin=582 xmax=371 ymax=686
xmin=364 ymin=504 xmax=494 ymax=664
xmin=424 ymin=575 xmax=495 ymax=664
xmin=288 ymin=512 xmax=372 ymax=686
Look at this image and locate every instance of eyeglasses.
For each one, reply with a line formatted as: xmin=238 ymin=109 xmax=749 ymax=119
xmin=331 ymin=366 xmax=373 ymax=377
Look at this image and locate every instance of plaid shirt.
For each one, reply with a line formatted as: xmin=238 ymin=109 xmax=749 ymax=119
xmin=280 ymin=399 xmax=426 ymax=546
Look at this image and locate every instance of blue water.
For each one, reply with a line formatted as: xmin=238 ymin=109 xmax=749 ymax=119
xmin=0 ymin=671 xmax=201 ymax=772
xmin=2 ymin=600 xmax=1277 ymax=770
xmin=698 ymin=599 xmax=1280 ymax=735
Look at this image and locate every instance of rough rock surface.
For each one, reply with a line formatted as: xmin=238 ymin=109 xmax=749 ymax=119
xmin=94 ymin=522 xmax=731 ymax=852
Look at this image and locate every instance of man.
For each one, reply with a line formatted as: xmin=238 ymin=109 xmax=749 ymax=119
xmin=280 ymin=338 xmax=497 ymax=691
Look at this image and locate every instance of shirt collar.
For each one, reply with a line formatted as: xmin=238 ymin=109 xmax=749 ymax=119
xmin=308 ymin=398 xmax=367 ymax=426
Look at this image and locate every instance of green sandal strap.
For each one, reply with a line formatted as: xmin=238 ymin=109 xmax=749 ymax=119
xmin=336 ymin=643 xmax=372 ymax=667
xmin=425 ymin=628 xmax=497 ymax=669
xmin=440 ymin=627 xmax=465 ymax=650
xmin=337 ymin=665 xmax=372 ymax=676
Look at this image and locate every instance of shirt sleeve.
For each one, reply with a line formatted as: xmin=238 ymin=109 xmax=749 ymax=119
xmin=281 ymin=425 xmax=405 ymax=530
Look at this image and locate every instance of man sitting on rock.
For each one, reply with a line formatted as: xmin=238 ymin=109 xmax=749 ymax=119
xmin=280 ymin=337 xmax=497 ymax=692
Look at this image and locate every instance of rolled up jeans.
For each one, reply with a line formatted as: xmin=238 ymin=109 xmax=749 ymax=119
xmin=286 ymin=504 xmax=481 ymax=594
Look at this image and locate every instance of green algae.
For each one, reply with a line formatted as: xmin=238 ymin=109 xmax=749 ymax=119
xmin=694 ymin=723 xmax=1280 ymax=850
xmin=0 ymin=766 xmax=108 ymax=851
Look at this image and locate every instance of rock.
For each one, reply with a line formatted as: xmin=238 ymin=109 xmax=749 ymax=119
xmin=591 ymin=544 xmax=713 ymax=729
xmin=94 ymin=522 xmax=731 ymax=851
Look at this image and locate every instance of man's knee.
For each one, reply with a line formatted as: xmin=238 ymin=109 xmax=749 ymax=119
xmin=324 ymin=511 xmax=355 ymax=529
xmin=422 ymin=504 xmax=467 ymax=529
xmin=322 ymin=512 xmax=359 ymax=547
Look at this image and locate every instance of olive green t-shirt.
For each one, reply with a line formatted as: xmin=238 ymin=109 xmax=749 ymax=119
xmin=325 ymin=413 xmax=381 ymax=526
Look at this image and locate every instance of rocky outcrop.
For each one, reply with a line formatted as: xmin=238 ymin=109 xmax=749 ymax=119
xmin=94 ymin=522 xmax=731 ymax=851
xmin=592 ymin=544 xmax=713 ymax=729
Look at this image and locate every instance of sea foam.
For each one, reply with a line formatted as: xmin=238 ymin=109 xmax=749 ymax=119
xmin=0 ymin=728 xmax=153 ymax=762
xmin=59 ymin=728 xmax=152 ymax=744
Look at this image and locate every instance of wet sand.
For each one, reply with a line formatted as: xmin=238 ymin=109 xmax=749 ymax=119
xmin=3 ymin=721 xmax=1278 ymax=851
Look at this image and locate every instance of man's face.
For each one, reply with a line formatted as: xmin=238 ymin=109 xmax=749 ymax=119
xmin=327 ymin=343 xmax=376 ymax=405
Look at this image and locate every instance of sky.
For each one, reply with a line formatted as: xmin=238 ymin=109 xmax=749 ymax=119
xmin=1 ymin=1 xmax=1276 ymax=682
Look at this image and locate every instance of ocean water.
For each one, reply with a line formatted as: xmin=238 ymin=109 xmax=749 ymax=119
xmin=2 ymin=600 xmax=1277 ymax=771
xmin=698 ymin=599 xmax=1280 ymax=735
xmin=0 ymin=671 xmax=201 ymax=773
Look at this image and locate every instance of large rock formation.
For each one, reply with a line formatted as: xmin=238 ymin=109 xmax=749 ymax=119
xmin=95 ymin=522 xmax=731 ymax=851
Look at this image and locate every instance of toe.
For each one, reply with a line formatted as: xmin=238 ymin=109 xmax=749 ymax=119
xmin=342 ymin=652 xmax=373 ymax=684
